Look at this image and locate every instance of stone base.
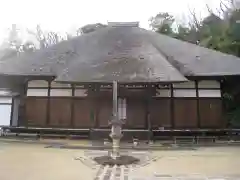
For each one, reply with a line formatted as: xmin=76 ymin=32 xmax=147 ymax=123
xmin=93 ymin=155 xmax=139 ymax=166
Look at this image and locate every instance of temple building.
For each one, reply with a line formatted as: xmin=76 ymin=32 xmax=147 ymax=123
xmin=0 ymin=22 xmax=240 ymax=137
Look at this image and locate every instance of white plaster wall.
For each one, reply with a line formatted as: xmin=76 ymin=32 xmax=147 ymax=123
xmin=0 ymin=105 xmax=11 ymax=126
xmin=28 ymin=80 xmax=48 ymax=87
xmin=198 ymin=80 xmax=220 ymax=89
xmin=27 ymin=89 xmax=48 ymax=96
xmin=0 ymin=96 xmax=12 ymax=126
xmin=199 ymin=90 xmax=221 ymax=97
xmin=51 ymin=82 xmax=71 ymax=88
xmin=75 ymin=89 xmax=87 ymax=97
xmin=50 ymin=89 xmax=72 ymax=96
xmin=156 ymin=89 xmax=171 ymax=97
xmin=174 ymin=89 xmax=197 ymax=97
xmin=173 ymin=81 xmax=195 ymax=88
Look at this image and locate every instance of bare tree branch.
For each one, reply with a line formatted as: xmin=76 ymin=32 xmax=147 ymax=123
xmin=188 ymin=7 xmax=201 ymax=30
xmin=206 ymin=4 xmax=214 ymax=14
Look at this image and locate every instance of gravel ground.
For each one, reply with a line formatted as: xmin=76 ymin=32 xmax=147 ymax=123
xmin=0 ymin=142 xmax=95 ymax=180
xmin=0 ymin=140 xmax=240 ymax=180
xmin=134 ymin=146 xmax=240 ymax=178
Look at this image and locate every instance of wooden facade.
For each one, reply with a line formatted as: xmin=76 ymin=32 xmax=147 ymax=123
xmin=19 ymin=80 xmax=224 ymax=130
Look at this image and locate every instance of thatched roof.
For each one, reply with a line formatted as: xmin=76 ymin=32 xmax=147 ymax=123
xmin=0 ymin=23 xmax=240 ymax=83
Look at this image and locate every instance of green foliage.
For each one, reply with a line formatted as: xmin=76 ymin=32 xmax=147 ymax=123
xmin=199 ymin=10 xmax=240 ymax=126
xmin=227 ymin=107 xmax=240 ymax=127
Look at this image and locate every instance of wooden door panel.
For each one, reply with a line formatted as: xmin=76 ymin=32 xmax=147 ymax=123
xmin=98 ymin=99 xmax=112 ymax=128
xmin=199 ymin=99 xmax=222 ymax=128
xmin=49 ymin=98 xmax=71 ymax=127
xmin=174 ymin=99 xmax=198 ymax=128
xmin=126 ymin=99 xmax=146 ymax=128
xmin=73 ymin=99 xmax=94 ymax=128
xmin=25 ymin=98 xmax=47 ymax=127
xmin=150 ymin=99 xmax=171 ymax=128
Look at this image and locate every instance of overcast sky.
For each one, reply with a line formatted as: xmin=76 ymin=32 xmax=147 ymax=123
xmin=0 ymin=0 xmax=222 ymax=42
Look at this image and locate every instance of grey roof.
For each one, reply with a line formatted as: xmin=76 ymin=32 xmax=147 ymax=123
xmin=0 ymin=25 xmax=240 ymax=83
xmin=55 ymin=27 xmax=187 ymax=83
xmin=148 ymin=31 xmax=240 ymax=76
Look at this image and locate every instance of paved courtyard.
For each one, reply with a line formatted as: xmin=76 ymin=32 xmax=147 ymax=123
xmin=0 ymin=140 xmax=240 ymax=180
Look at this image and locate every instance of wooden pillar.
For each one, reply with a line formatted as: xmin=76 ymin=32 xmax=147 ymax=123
xmin=46 ymin=80 xmax=51 ymax=126
xmin=146 ymin=84 xmax=153 ymax=142
xmin=145 ymin=84 xmax=152 ymax=130
xmin=70 ymin=84 xmax=75 ymax=128
xmin=220 ymin=79 xmax=226 ymax=127
xmin=195 ymin=80 xmax=200 ymax=128
xmin=18 ymin=80 xmax=28 ymax=127
xmin=170 ymin=84 xmax=175 ymax=129
xmin=10 ymin=96 xmax=14 ymax=126
xmin=94 ymin=84 xmax=100 ymax=128
xmin=88 ymin=84 xmax=97 ymax=128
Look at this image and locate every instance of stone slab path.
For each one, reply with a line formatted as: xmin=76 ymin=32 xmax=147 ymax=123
xmin=83 ymin=149 xmax=240 ymax=180
xmin=93 ymin=165 xmax=240 ymax=180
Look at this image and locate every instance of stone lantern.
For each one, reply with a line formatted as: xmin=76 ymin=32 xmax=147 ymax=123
xmin=109 ymin=81 xmax=124 ymax=159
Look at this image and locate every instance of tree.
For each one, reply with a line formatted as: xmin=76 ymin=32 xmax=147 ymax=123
xmin=27 ymin=25 xmax=65 ymax=49
xmin=149 ymin=4 xmax=240 ymax=127
xmin=186 ymin=9 xmax=240 ymax=127
xmin=149 ymin=12 xmax=200 ymax=44
xmin=6 ymin=24 xmax=23 ymax=52
xmin=149 ymin=13 xmax=175 ymax=36
xmin=192 ymin=8 xmax=240 ymax=127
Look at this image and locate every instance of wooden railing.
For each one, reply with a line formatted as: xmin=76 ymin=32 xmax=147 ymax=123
xmin=1 ymin=126 xmax=240 ymax=142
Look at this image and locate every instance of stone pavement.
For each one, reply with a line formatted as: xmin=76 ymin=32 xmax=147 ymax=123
xmin=83 ymin=150 xmax=158 ymax=167
xmin=84 ymin=150 xmax=240 ymax=180
xmin=93 ymin=165 xmax=240 ymax=180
